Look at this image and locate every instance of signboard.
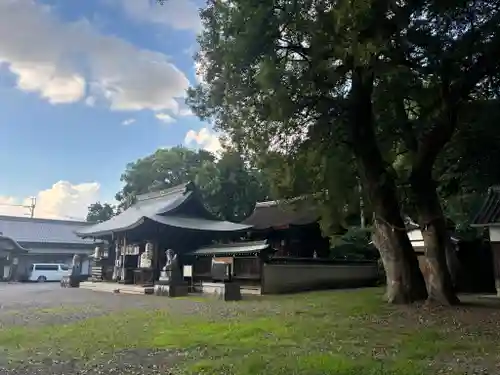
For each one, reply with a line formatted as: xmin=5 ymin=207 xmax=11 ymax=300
xmin=183 ymin=265 xmax=193 ymax=278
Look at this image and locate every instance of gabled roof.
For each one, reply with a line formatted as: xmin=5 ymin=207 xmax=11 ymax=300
xmin=471 ymin=186 xmax=500 ymax=226
xmin=76 ymin=182 xmax=252 ymax=238
xmin=0 ymin=215 xmax=97 ymax=245
xmin=243 ymin=199 xmax=319 ymax=230
xmin=0 ymin=235 xmax=29 ymax=253
xmin=187 ymin=240 xmax=270 ymax=256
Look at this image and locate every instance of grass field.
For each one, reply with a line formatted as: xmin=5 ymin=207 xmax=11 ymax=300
xmin=0 ymin=288 xmax=499 ymax=374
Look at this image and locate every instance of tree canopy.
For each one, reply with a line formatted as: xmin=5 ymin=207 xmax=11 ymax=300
xmin=91 ymin=146 xmax=271 ymax=223
xmin=187 ymin=0 xmax=500 ymax=304
xmin=86 ymin=202 xmax=115 ymax=223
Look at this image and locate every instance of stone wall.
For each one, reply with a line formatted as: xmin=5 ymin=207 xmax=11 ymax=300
xmin=261 ymin=262 xmax=379 ymax=294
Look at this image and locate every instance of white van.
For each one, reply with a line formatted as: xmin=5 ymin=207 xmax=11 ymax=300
xmin=28 ymin=263 xmax=70 ymax=282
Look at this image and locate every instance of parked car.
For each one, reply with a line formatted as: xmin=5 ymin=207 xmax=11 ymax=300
xmin=27 ymin=263 xmax=70 ymax=282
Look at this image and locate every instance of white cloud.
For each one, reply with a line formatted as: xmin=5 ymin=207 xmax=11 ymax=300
xmin=0 ymin=0 xmax=190 ymax=111
xmin=122 ymin=118 xmax=136 ymax=126
xmin=119 ymin=0 xmax=202 ymax=33
xmin=185 ymin=127 xmax=222 ymax=154
xmin=155 ymin=112 xmax=175 ymax=124
xmin=0 ymin=181 xmax=101 ymax=220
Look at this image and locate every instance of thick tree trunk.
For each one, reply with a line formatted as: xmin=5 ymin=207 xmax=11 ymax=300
xmin=371 ymin=211 xmax=428 ymax=303
xmin=410 ymin=171 xmax=459 ymax=305
xmin=348 ymin=68 xmax=427 ymax=304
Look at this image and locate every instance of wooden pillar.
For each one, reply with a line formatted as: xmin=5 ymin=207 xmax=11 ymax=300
xmin=121 ymin=235 xmax=127 ymax=281
xmin=492 ymin=243 xmax=500 ymax=296
xmin=112 ymin=235 xmax=120 ymax=281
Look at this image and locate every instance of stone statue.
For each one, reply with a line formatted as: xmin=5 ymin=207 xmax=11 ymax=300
xmin=61 ymin=254 xmax=82 ymax=288
xmin=139 ymin=243 xmax=153 ymax=269
xmin=70 ymin=254 xmax=81 ymax=278
xmin=155 ymin=248 xmax=188 ymax=297
xmin=159 ymin=249 xmax=181 ymax=284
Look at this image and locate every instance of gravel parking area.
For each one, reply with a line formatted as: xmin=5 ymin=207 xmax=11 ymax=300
xmin=0 ymin=283 xmax=278 ymax=328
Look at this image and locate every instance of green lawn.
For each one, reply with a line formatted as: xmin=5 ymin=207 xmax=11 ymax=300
xmin=1 ymin=288 xmax=499 ymax=374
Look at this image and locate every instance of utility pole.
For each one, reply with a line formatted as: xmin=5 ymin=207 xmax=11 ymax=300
xmin=0 ymin=196 xmax=36 ymax=218
xmin=29 ymin=197 xmax=36 ymax=218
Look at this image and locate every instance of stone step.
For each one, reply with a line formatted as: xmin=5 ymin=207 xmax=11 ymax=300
xmin=79 ymin=281 xmax=152 ymax=295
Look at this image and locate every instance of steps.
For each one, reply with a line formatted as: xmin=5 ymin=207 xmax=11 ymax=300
xmin=79 ymin=281 xmax=153 ymax=295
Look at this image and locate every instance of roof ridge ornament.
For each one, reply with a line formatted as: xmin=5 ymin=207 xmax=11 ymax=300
xmin=136 ymin=182 xmax=192 ymax=202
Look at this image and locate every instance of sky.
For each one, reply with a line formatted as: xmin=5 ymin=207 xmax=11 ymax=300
xmin=0 ymin=0 xmax=221 ymax=220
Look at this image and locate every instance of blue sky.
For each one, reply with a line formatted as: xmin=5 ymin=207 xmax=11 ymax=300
xmin=0 ymin=0 xmax=218 ymax=219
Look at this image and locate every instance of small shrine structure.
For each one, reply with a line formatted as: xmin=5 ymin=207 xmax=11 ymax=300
xmin=76 ymin=182 xmax=251 ymax=288
xmin=242 ymin=199 xmax=330 ymax=258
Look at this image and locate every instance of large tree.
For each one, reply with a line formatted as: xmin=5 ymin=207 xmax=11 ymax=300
xmin=115 ymin=146 xmax=215 ymax=211
xmin=375 ymin=2 xmax=500 ymax=303
xmin=115 ymin=146 xmax=270 ymax=221
xmin=187 ymin=0 xmax=500 ymax=304
xmin=86 ymin=202 xmax=115 ymax=223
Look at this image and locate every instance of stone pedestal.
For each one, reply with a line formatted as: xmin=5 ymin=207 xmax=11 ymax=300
xmin=154 ymin=283 xmax=189 ymax=297
xmin=223 ymin=282 xmax=242 ymax=301
xmin=60 ymin=275 xmax=80 ymax=288
xmin=211 ymin=282 xmax=242 ymax=301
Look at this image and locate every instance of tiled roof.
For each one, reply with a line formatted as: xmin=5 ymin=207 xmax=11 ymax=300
xmin=472 ymin=186 xmax=500 ymax=226
xmin=0 ymin=215 xmax=97 ymax=245
xmin=0 ymin=235 xmax=29 ymax=253
xmin=243 ymin=199 xmax=319 ymax=230
xmin=77 ymin=182 xmax=251 ymax=238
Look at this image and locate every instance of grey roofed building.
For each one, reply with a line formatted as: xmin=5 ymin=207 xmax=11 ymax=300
xmin=0 ymin=215 xmax=100 ymax=280
xmin=0 ymin=215 xmax=97 ymax=246
xmin=242 ymin=199 xmax=320 ymax=230
xmin=0 ymin=234 xmax=29 ymax=254
xmin=76 ymin=182 xmax=252 ymax=238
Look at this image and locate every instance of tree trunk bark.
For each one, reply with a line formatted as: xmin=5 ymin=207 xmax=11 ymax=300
xmin=410 ymin=171 xmax=459 ymax=305
xmin=348 ymin=67 xmax=427 ymax=303
xmin=371 ymin=210 xmax=428 ymax=303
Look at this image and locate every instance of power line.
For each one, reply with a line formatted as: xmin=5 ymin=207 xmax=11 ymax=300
xmin=0 ymin=197 xmax=36 ymax=218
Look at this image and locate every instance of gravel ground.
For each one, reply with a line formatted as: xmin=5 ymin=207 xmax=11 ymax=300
xmin=0 ymin=349 xmax=189 ymax=375
xmin=0 ymin=283 xmax=277 ymax=374
xmin=0 ymin=283 xmax=279 ymax=328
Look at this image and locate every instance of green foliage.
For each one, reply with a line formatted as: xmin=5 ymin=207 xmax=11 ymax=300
xmin=115 ymin=146 xmax=215 ymax=210
xmin=330 ymin=227 xmax=378 ymax=260
xmin=114 ymin=146 xmax=270 ymax=222
xmin=195 ymin=150 xmax=271 ymax=221
xmin=187 ymin=0 xmax=500 ymax=234
xmin=86 ymin=202 xmax=115 ymax=223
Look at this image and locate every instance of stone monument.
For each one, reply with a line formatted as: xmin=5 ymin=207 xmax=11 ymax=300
xmin=61 ymin=254 xmax=81 ymax=288
xmin=139 ymin=242 xmax=153 ymax=269
xmin=154 ymin=249 xmax=188 ymax=297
